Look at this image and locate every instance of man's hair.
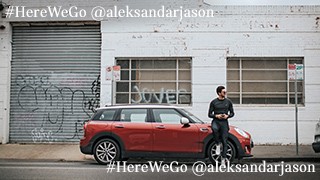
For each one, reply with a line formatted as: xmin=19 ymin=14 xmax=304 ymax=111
xmin=216 ymin=86 xmax=225 ymax=95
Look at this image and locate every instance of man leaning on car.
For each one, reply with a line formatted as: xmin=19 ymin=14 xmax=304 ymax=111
xmin=208 ymin=86 xmax=235 ymax=166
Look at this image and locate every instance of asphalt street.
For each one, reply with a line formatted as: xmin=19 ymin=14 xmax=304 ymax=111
xmin=0 ymin=160 xmax=319 ymax=180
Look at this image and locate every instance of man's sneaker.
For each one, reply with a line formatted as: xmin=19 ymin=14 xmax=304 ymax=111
xmin=215 ymin=143 xmax=221 ymax=155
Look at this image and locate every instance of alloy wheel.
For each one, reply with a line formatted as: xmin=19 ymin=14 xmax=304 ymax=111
xmin=208 ymin=142 xmax=235 ymax=163
xmin=94 ymin=139 xmax=119 ymax=164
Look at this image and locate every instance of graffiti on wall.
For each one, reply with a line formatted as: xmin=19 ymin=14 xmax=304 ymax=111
xmin=131 ymin=85 xmax=190 ymax=104
xmin=14 ymin=74 xmax=100 ymax=143
xmin=31 ymin=127 xmax=55 ymax=143
xmin=84 ymin=75 xmax=100 ymax=113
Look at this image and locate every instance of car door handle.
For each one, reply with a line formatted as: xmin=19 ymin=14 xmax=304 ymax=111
xmin=114 ymin=124 xmax=124 ymax=128
xmin=155 ymin=125 xmax=165 ymax=129
xmin=200 ymin=128 xmax=209 ymax=132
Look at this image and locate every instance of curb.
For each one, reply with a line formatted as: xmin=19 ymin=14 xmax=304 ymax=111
xmin=241 ymin=157 xmax=320 ymax=163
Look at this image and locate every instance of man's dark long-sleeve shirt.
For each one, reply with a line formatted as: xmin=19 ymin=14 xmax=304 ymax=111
xmin=208 ymin=98 xmax=234 ymax=120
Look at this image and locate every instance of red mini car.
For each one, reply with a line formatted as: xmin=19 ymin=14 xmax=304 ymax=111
xmin=80 ymin=105 xmax=253 ymax=164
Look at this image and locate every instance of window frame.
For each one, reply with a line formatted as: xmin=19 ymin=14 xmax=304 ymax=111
xmin=115 ymin=57 xmax=192 ymax=105
xmin=227 ymin=57 xmax=305 ymax=105
xmin=151 ymin=108 xmax=185 ymax=124
xmin=92 ymin=109 xmax=117 ymax=121
xmin=119 ymin=108 xmax=149 ymax=123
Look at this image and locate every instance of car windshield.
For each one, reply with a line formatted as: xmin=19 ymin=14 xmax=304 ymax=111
xmin=180 ymin=109 xmax=204 ymax=123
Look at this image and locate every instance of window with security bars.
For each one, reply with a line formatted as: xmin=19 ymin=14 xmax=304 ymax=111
xmin=115 ymin=58 xmax=192 ymax=105
xmin=227 ymin=57 xmax=304 ymax=105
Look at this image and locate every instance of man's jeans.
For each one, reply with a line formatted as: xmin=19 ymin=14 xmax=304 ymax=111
xmin=211 ymin=119 xmax=229 ymax=158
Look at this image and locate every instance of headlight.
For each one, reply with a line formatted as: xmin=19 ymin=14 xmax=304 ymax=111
xmin=234 ymin=127 xmax=249 ymax=138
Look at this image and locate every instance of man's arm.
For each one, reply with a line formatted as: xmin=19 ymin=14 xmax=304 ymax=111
xmin=228 ymin=99 xmax=235 ymax=118
xmin=208 ymin=100 xmax=215 ymax=118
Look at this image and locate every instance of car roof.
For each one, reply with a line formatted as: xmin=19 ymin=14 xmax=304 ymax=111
xmin=96 ymin=104 xmax=183 ymax=110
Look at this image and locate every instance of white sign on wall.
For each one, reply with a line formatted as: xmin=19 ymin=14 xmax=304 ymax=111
xmin=288 ymin=64 xmax=304 ymax=80
xmin=106 ymin=66 xmax=121 ymax=81
xmin=112 ymin=66 xmax=121 ymax=81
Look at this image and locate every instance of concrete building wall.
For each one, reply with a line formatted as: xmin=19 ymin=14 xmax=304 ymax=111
xmin=0 ymin=0 xmax=319 ymax=144
xmin=0 ymin=21 xmax=11 ymax=144
xmin=100 ymin=3 xmax=320 ymax=144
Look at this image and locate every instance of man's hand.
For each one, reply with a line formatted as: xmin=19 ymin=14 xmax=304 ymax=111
xmin=216 ymin=114 xmax=228 ymax=120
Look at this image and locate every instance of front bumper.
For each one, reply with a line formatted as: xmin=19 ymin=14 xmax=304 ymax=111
xmin=243 ymin=139 xmax=254 ymax=157
xmin=236 ymin=137 xmax=254 ymax=159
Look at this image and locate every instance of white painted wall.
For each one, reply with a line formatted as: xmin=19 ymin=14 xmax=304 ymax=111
xmin=0 ymin=21 xmax=11 ymax=144
xmin=0 ymin=0 xmax=319 ymax=144
xmin=100 ymin=3 xmax=320 ymax=145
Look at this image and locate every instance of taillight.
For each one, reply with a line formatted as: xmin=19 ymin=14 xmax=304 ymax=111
xmin=83 ymin=120 xmax=89 ymax=137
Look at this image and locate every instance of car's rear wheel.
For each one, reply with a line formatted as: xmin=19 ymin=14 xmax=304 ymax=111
xmin=93 ymin=139 xmax=120 ymax=165
xmin=207 ymin=141 xmax=236 ymax=164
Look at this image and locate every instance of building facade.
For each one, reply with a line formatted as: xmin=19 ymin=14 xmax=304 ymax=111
xmin=0 ymin=0 xmax=319 ymax=144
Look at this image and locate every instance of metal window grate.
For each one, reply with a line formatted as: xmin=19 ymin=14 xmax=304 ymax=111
xmin=227 ymin=57 xmax=304 ymax=105
xmin=115 ymin=58 xmax=192 ymax=105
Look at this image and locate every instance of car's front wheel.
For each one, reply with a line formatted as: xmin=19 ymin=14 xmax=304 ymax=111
xmin=93 ymin=139 xmax=120 ymax=165
xmin=207 ymin=141 xmax=236 ymax=164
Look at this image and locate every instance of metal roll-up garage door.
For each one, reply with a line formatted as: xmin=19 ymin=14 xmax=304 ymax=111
xmin=10 ymin=23 xmax=101 ymax=143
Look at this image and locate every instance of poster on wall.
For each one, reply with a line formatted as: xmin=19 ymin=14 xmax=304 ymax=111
xmin=106 ymin=66 xmax=121 ymax=81
xmin=113 ymin=65 xmax=121 ymax=81
xmin=105 ymin=66 xmax=113 ymax=81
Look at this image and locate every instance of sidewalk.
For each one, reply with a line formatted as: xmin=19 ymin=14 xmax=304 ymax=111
xmin=248 ymin=145 xmax=320 ymax=162
xmin=0 ymin=144 xmax=319 ymax=162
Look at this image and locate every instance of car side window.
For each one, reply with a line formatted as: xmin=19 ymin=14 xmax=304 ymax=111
xmin=152 ymin=109 xmax=183 ymax=124
xmin=120 ymin=109 xmax=147 ymax=123
xmin=93 ymin=109 xmax=116 ymax=121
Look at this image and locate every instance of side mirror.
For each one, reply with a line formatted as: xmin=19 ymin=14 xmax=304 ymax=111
xmin=180 ymin=117 xmax=189 ymax=125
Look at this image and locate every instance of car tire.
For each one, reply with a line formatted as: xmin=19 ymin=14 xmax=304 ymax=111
xmin=93 ymin=139 xmax=120 ymax=165
xmin=207 ymin=141 xmax=236 ymax=164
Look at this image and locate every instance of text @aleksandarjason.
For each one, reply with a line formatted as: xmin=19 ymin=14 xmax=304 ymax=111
xmin=6 ymin=5 xmax=216 ymax=21
xmin=105 ymin=161 xmax=316 ymax=177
